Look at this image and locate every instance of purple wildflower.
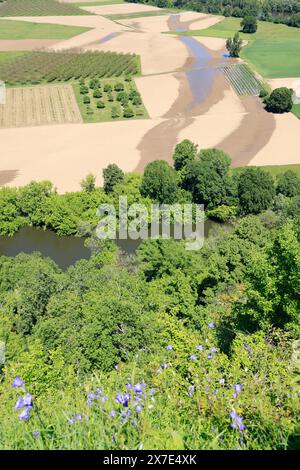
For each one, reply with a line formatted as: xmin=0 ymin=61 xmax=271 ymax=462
xmin=161 ymin=363 xmax=170 ymax=370
xmin=211 ymin=347 xmax=217 ymax=354
xmin=190 ymin=354 xmax=197 ymax=361
xmin=33 ymin=431 xmax=39 ymax=439
xmin=166 ymin=345 xmax=173 ymax=350
xmin=19 ymin=408 xmax=30 ymax=421
xmin=156 ymin=369 xmax=162 ymax=374
xmin=15 ymin=397 xmax=25 ymax=410
xmin=115 ymin=392 xmax=130 ymax=408
xmin=12 ymin=376 xmax=24 ymax=388
xmin=196 ymin=345 xmax=203 ymax=351
xmin=188 ymin=385 xmax=195 ymax=397
xmin=23 ymin=393 xmax=33 ymax=409
xmin=136 ymin=405 xmax=143 ymax=413
xmin=208 ymin=322 xmax=215 ymax=329
xmin=149 ymin=388 xmax=155 ymax=396
xmin=207 ymin=353 xmax=213 ymax=359
xmin=219 ymin=378 xmax=225 ymax=385
xmin=133 ymin=383 xmax=143 ymax=394
xmin=230 ymin=410 xmax=246 ymax=432
xmin=110 ymin=410 xmax=116 ymax=418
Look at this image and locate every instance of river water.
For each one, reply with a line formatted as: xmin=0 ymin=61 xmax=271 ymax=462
xmin=0 ymin=220 xmax=226 ymax=269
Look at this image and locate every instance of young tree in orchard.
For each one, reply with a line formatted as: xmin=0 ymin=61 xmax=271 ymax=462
xmin=173 ymin=139 xmax=198 ymax=171
xmin=241 ymin=16 xmax=258 ymax=33
xmin=103 ymin=164 xmax=124 ymax=194
xmin=140 ymin=160 xmax=178 ymax=204
xmin=265 ymin=87 xmax=293 ymax=113
xmin=226 ymin=32 xmax=243 ymax=57
xmin=237 ymin=168 xmax=275 ymax=214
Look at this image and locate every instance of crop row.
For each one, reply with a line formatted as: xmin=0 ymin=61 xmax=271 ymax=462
xmin=0 ymin=0 xmax=89 ymax=16
xmin=0 ymin=50 xmax=140 ymax=84
xmin=0 ymin=85 xmax=82 ymax=128
xmin=221 ymin=64 xmax=262 ymax=96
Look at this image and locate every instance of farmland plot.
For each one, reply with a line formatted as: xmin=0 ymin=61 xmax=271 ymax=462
xmin=221 ymin=64 xmax=262 ymax=96
xmin=0 ymin=84 xmax=82 ymax=128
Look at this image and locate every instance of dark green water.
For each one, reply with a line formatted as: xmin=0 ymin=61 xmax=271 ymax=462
xmin=0 ymin=220 xmax=226 ymax=269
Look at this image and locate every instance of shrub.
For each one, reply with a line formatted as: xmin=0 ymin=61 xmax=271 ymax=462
xmin=80 ymin=85 xmax=89 ymax=94
xmin=96 ymin=100 xmax=105 ymax=109
xmin=114 ymin=82 xmax=124 ymax=91
xmin=104 ymin=84 xmax=112 ymax=93
xmin=123 ymin=106 xmax=134 ymax=118
xmin=241 ymin=16 xmax=258 ymax=33
xmin=83 ymin=95 xmax=90 ymax=104
xmin=93 ymin=89 xmax=102 ymax=99
xmin=265 ymin=87 xmax=293 ymax=113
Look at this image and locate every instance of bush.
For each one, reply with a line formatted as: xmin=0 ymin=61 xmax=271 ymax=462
xmin=83 ymin=95 xmax=90 ymax=104
xmin=107 ymin=93 xmax=114 ymax=102
xmin=111 ymin=106 xmax=120 ymax=119
xmin=241 ymin=16 xmax=257 ymax=33
xmin=123 ymin=106 xmax=134 ymax=118
xmin=93 ymin=89 xmax=102 ymax=99
xmin=80 ymin=85 xmax=89 ymax=94
xmin=114 ymin=82 xmax=124 ymax=91
xmin=265 ymin=87 xmax=293 ymax=113
xmin=96 ymin=100 xmax=105 ymax=109
xmin=103 ymin=84 xmax=112 ymax=93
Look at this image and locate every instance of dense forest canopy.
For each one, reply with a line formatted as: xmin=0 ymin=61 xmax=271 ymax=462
xmin=0 ymin=143 xmax=299 ymax=449
xmin=129 ymin=0 xmax=300 ymax=27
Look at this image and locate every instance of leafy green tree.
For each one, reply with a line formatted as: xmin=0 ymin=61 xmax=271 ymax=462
xmin=18 ymin=181 xmax=54 ymax=226
xmin=241 ymin=16 xmax=257 ymax=33
xmin=140 ymin=160 xmax=178 ymax=204
xmin=183 ymin=149 xmax=236 ymax=209
xmin=80 ymin=174 xmax=96 ymax=192
xmin=276 ymin=170 xmax=300 ymax=197
xmin=103 ymin=164 xmax=124 ymax=194
xmin=173 ymin=139 xmax=198 ymax=171
xmin=226 ymin=32 xmax=243 ymax=57
xmin=237 ymin=168 xmax=275 ymax=214
xmin=265 ymin=87 xmax=293 ymax=113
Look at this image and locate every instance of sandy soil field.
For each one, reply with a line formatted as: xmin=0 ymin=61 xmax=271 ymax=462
xmin=0 ymin=119 xmax=157 ymax=191
xmin=134 ymin=73 xmax=180 ymax=118
xmin=0 ymin=11 xmax=299 ymax=192
xmin=0 ymin=39 xmax=59 ymax=50
xmin=249 ymin=113 xmax=300 ymax=166
xmin=268 ymin=78 xmax=300 ymax=90
xmin=80 ymin=4 xmax=161 ymax=15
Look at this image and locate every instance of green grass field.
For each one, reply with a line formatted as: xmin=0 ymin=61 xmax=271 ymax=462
xmin=73 ymin=0 xmax=124 ymax=5
xmin=292 ymin=103 xmax=300 ymax=119
xmin=234 ymin=164 xmax=300 ymax=178
xmin=176 ymin=18 xmax=300 ymax=78
xmin=0 ymin=19 xmax=90 ymax=40
xmin=106 ymin=9 xmax=180 ymax=21
xmin=0 ymin=0 xmax=90 ymax=16
xmin=0 ymin=51 xmax=30 ymax=64
xmin=73 ymin=77 xmax=148 ymax=123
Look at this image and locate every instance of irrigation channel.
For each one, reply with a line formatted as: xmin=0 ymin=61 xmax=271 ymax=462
xmin=0 ymin=220 xmax=229 ymax=269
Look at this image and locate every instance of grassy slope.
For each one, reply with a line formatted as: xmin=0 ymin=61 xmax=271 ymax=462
xmin=0 ymin=51 xmax=30 ymax=64
xmin=0 ymin=19 xmax=90 ymax=40
xmin=0 ymin=0 xmax=90 ymax=16
xmin=73 ymin=0 xmax=124 ymax=5
xmin=233 ymin=164 xmax=300 ymax=178
xmin=105 ymin=9 xmax=180 ymax=20
xmin=177 ymin=17 xmax=300 ymax=78
xmin=292 ymin=103 xmax=300 ymax=119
